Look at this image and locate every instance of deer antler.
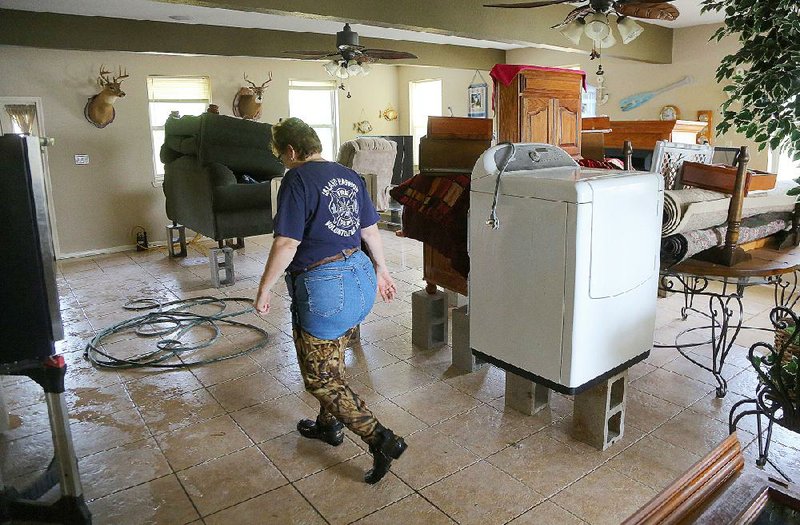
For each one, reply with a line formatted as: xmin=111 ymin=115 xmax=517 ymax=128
xmin=113 ymin=66 xmax=129 ymax=84
xmin=97 ymin=65 xmax=112 ymax=86
xmin=261 ymin=72 xmax=273 ymax=88
xmin=243 ymin=73 xmax=258 ymax=89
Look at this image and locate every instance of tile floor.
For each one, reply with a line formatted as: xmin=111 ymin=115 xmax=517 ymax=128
xmin=2 ymin=230 xmax=799 ymax=524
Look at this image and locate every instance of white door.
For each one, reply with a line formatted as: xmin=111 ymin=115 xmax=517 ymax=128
xmin=0 ymin=97 xmax=61 ymax=258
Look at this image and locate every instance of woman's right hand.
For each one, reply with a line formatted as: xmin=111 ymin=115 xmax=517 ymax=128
xmin=376 ymin=267 xmax=397 ymax=303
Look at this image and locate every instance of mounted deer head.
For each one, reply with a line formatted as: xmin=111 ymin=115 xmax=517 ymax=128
xmin=232 ymin=72 xmax=273 ymax=120
xmin=84 ymin=65 xmax=129 ymax=128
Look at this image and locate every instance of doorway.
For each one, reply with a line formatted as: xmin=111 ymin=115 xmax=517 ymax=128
xmin=0 ymin=97 xmax=61 ymax=258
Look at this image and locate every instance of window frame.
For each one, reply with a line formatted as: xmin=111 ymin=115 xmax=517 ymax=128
xmin=409 ymin=78 xmax=443 ymax=168
xmin=146 ymin=76 xmax=211 ymax=184
xmin=288 ymin=80 xmax=340 ymax=161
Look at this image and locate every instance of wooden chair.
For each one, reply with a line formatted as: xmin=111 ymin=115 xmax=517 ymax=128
xmin=651 ymin=140 xmax=714 ymax=190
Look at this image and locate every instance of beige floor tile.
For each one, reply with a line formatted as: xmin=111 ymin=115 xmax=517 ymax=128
xmin=392 ymin=382 xmax=479 ymax=425
xmin=207 ymin=370 xmax=291 ymax=411
xmin=433 ymin=404 xmax=548 ymax=458
xmin=551 ymin=464 xmax=656 ymax=525
xmin=359 ymin=318 xmax=409 ymax=343
xmin=355 ymin=361 xmax=436 ymax=398
xmin=660 ymin=351 xmax=742 ymax=386
xmin=136 ymin=387 xmax=226 ymax=435
xmin=80 ymin=437 xmax=172 ymax=500
xmin=204 ymin=484 xmax=326 ymax=525
xmin=421 ymin=461 xmax=543 ymax=525
xmin=177 ymin=446 xmax=287 ymax=516
xmin=653 ymin=408 xmax=751 ymax=457
xmin=406 ymin=345 xmax=459 ymax=379
xmin=368 ymin=399 xmax=428 ymax=437
xmin=487 ymin=432 xmax=604 ymax=498
xmin=444 ymin=365 xmax=506 ymax=403
xmin=627 ymin=361 xmax=657 ymax=382
xmin=154 ymin=415 xmax=252 ymax=471
xmin=88 ymin=474 xmax=200 ymax=525
xmin=352 ymin=494 xmax=455 ymax=524
xmin=345 ymin=343 xmax=400 ymax=374
xmin=124 ymin=369 xmax=205 ymax=406
xmin=509 ymin=500 xmax=586 ymax=525
xmin=230 ymin=393 xmax=316 ymax=443
xmin=606 ymin=434 xmax=702 ymax=491
xmin=248 ymin=340 xmax=299 ymax=371
xmin=374 ymin=334 xmax=415 ymax=359
xmin=0 ymin=430 xmax=56 ymax=480
xmin=726 ymin=367 xmax=761 ymax=397
xmin=70 ymin=406 xmax=151 ymax=458
xmin=294 ymin=454 xmax=413 ymax=525
xmin=258 ymin=431 xmax=364 ymax=481
xmin=340 ymin=376 xmax=388 ymax=407
xmin=390 ymin=427 xmax=479 ymax=489
xmin=743 ymin=438 xmax=800 ymax=481
xmin=2 ymin=402 xmax=51 ymax=442
xmin=187 ymin=353 xmax=263 ymax=387
xmin=624 ymin=388 xmax=683 ymax=433
xmin=631 ymin=368 xmax=712 ymax=406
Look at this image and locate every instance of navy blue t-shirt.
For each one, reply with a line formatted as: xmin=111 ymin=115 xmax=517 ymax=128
xmin=273 ymin=161 xmax=380 ymax=272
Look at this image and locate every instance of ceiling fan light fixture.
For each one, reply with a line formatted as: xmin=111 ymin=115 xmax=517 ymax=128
xmin=360 ymin=62 xmax=372 ymax=75
xmin=598 ymin=31 xmax=616 ymax=49
xmin=558 ymin=19 xmax=585 ymax=46
xmin=583 ymin=13 xmax=610 ymax=41
xmin=324 ymin=60 xmax=340 ymax=76
xmin=335 ymin=66 xmax=349 ymax=79
xmin=617 ymin=16 xmax=644 ymax=44
xmin=346 ymin=60 xmax=362 ymax=76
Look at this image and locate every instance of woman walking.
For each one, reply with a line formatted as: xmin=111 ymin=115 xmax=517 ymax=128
xmin=255 ymin=117 xmax=406 ymax=484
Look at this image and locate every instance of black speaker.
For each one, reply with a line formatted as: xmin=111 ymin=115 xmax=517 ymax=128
xmin=0 ymin=135 xmax=62 ymax=366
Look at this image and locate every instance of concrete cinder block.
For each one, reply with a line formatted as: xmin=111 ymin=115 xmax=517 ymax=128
xmin=447 ymin=291 xmax=468 ymax=309
xmin=166 ymin=223 xmax=187 ymax=258
xmin=505 ymin=372 xmax=550 ymax=415
xmin=572 ymin=370 xmax=628 ymax=451
xmin=411 ymin=289 xmax=448 ymax=349
xmin=452 ymin=305 xmax=483 ymax=372
xmin=209 ymin=247 xmax=235 ymax=287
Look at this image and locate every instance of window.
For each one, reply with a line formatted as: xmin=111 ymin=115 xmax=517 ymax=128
xmin=771 ymin=147 xmax=800 ymax=181
xmin=147 ymin=76 xmax=211 ymax=182
xmin=582 ymin=85 xmax=597 ymax=118
xmin=409 ymin=79 xmax=442 ymax=166
xmin=288 ymin=80 xmax=339 ymax=160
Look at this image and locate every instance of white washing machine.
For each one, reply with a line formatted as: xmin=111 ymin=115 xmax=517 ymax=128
xmin=469 ymin=144 xmax=663 ymax=393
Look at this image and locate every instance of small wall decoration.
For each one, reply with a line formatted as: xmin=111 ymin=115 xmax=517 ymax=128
xmin=468 ymin=70 xmax=488 ymax=118
xmin=232 ymin=72 xmax=273 ymax=120
xmin=619 ymin=76 xmax=693 ymax=112
xmin=659 ymin=104 xmax=680 ymax=121
xmin=697 ymin=110 xmax=713 ymax=144
xmin=379 ymin=104 xmax=398 ymax=121
xmin=84 ymin=65 xmax=129 ymax=128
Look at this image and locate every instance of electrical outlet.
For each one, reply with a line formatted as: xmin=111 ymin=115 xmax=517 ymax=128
xmin=74 ymin=154 xmax=89 ymax=165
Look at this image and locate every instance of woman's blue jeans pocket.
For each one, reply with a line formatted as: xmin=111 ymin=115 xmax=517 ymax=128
xmin=304 ymin=273 xmax=344 ymax=318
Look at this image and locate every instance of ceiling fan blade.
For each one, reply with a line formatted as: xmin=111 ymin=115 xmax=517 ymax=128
xmin=616 ymin=2 xmax=679 ymax=21
xmin=361 ymin=49 xmax=418 ymax=60
xmin=484 ymin=0 xmax=571 ymax=7
xmin=282 ymin=50 xmax=340 ymax=58
xmin=560 ymin=5 xmax=594 ymax=25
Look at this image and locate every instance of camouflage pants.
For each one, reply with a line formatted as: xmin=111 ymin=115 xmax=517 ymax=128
xmin=293 ymin=326 xmax=379 ymax=444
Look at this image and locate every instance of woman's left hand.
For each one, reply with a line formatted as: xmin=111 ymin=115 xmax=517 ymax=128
xmin=376 ymin=267 xmax=397 ymax=303
xmin=254 ymin=287 xmax=272 ymax=315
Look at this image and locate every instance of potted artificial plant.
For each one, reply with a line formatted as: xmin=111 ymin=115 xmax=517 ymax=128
xmin=702 ymin=0 xmax=800 ymax=426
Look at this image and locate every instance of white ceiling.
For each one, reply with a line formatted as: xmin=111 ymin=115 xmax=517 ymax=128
xmin=0 ymin=0 xmax=724 ymax=49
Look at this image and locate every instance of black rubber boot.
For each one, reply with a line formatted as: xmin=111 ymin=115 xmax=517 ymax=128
xmin=364 ymin=424 xmax=407 ymax=484
xmin=297 ymin=417 xmax=345 ymax=446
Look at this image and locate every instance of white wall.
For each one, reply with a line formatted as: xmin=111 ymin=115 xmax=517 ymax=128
xmin=0 ymin=46 xmax=401 ymax=256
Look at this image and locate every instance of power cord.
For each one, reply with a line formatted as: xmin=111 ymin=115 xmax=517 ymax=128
xmin=486 ymin=142 xmax=516 ymax=230
xmin=84 ymin=296 xmax=270 ymax=369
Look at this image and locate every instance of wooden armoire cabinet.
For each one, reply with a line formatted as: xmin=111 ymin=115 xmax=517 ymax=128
xmin=496 ymin=67 xmax=584 ymax=156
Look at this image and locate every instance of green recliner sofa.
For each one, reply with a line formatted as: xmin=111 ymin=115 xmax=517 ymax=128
xmin=160 ymin=113 xmax=285 ymax=245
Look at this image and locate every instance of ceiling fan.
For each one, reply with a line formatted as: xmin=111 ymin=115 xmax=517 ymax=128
xmin=483 ymin=0 xmax=680 ymax=23
xmin=284 ymin=23 xmax=418 ymax=83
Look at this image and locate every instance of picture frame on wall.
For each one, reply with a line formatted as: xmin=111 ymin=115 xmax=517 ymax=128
xmin=468 ymin=71 xmax=488 ymax=118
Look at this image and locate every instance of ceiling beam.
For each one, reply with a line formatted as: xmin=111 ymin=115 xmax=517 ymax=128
xmin=0 ymin=9 xmax=505 ymax=69
xmin=154 ymin=0 xmax=673 ymax=63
